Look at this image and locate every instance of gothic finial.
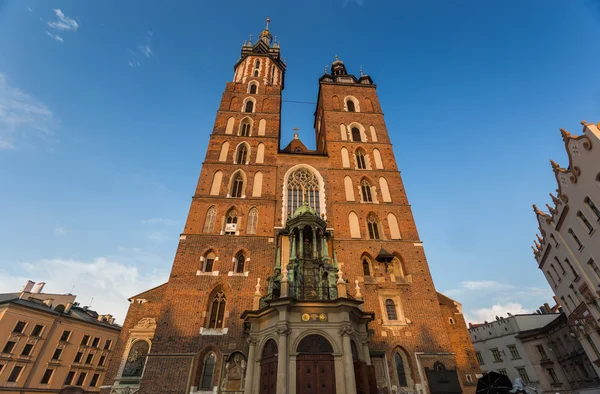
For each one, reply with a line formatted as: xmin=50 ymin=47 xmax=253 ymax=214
xmin=550 ymin=192 xmax=561 ymax=205
xmin=581 ymin=120 xmax=587 ymax=125
xmin=324 ymin=65 xmax=328 ymax=73
xmin=354 ymin=280 xmax=362 ymax=298
xmin=249 ymin=33 xmax=253 ymax=43
xmin=335 ymin=55 xmax=338 ymax=61
xmin=550 ymin=160 xmax=560 ymax=170
xmin=255 ymin=278 xmax=261 ymax=295
xmin=546 ymin=203 xmax=558 ymax=215
xmin=265 ymin=17 xmax=270 ymax=31
xmin=560 ymin=128 xmax=571 ymax=142
xmin=534 ymin=240 xmax=541 ymax=250
xmin=536 ymin=234 xmax=543 ymax=244
xmin=360 ymin=66 xmax=364 ymax=76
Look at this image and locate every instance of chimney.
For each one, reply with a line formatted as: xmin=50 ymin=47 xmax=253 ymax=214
xmin=32 ymin=282 xmax=46 ymax=294
xmin=21 ymin=280 xmax=35 ymax=293
xmin=64 ymin=302 xmax=73 ymax=314
xmin=43 ymin=298 xmax=54 ymax=307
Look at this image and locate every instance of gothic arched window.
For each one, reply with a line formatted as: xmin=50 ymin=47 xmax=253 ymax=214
xmin=231 ymin=173 xmax=244 ymax=198
xmin=347 ymin=100 xmax=356 ymax=112
xmin=351 ymin=127 xmax=361 ymax=142
xmin=235 ymin=253 xmax=245 ymax=273
xmin=240 ymin=119 xmax=252 ymax=136
xmin=200 ymin=352 xmax=216 ymax=389
xmin=361 ymin=180 xmax=373 ymax=202
xmin=356 ymin=149 xmax=367 ymax=169
xmin=208 ymin=291 xmax=226 ymax=329
xmin=235 ymin=144 xmax=248 ymax=164
xmin=244 ymin=100 xmax=254 ymax=113
xmin=225 ymin=208 xmax=238 ymax=234
xmin=368 ymin=214 xmax=380 ymax=239
xmin=204 ymin=251 xmax=216 ymax=272
xmin=203 ymin=206 xmax=217 ymax=233
xmin=286 ymin=167 xmax=321 ymax=216
xmin=395 ymin=352 xmax=408 ymax=387
xmin=362 ymin=258 xmax=370 ymax=276
xmin=385 ymin=299 xmax=398 ymax=320
xmin=249 ymin=83 xmax=257 ymax=94
xmin=122 ymin=340 xmax=149 ymax=377
xmin=247 ymin=207 xmax=258 ymax=234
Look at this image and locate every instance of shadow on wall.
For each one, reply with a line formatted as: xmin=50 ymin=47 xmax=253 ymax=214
xmin=59 ymin=387 xmax=86 ymax=394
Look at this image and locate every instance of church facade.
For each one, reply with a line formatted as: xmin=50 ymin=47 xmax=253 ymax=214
xmin=101 ymin=21 xmax=480 ymax=394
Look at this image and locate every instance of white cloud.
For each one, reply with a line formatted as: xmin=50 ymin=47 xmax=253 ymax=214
xmin=460 ymin=280 xmax=514 ymax=291
xmin=147 ymin=232 xmax=168 ymax=243
xmin=46 ymin=31 xmax=64 ymax=43
xmin=0 ymin=256 xmax=168 ymax=324
xmin=138 ymin=43 xmax=153 ymax=58
xmin=54 ymin=226 xmax=66 ymax=236
xmin=47 ymin=9 xmax=78 ymax=31
xmin=465 ymin=303 xmax=530 ymax=325
xmin=27 ymin=6 xmax=33 ymax=12
xmin=128 ymin=59 xmax=140 ymax=68
xmin=140 ymin=218 xmax=178 ymax=226
xmin=0 ymin=73 xmax=57 ymax=150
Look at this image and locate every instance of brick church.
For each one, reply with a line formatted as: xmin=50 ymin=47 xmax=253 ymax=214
xmin=102 ymin=20 xmax=480 ymax=394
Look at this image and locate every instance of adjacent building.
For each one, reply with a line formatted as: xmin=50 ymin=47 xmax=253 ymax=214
xmin=532 ymin=121 xmax=600 ymax=376
xmin=0 ymin=280 xmax=120 ymax=393
xmin=469 ymin=311 xmax=560 ymax=390
xmin=101 ymin=20 xmax=480 ymax=394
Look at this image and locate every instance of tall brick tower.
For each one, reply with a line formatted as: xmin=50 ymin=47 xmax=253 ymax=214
xmin=102 ymin=21 xmax=480 ymax=394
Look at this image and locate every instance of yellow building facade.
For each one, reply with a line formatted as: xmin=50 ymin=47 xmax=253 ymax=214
xmin=0 ymin=281 xmax=120 ymax=393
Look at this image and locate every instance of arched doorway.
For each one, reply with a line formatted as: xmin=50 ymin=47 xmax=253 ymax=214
xmin=259 ymin=339 xmax=278 ymax=394
xmin=296 ymin=334 xmax=336 ymax=394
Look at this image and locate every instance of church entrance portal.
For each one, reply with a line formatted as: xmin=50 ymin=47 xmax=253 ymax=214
xmin=259 ymin=339 xmax=278 ymax=394
xmin=296 ymin=334 xmax=336 ymax=394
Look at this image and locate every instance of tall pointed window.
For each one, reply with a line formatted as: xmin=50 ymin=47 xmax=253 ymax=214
xmin=347 ymin=100 xmax=356 ymax=112
xmin=208 ymin=291 xmax=226 ymax=329
xmin=204 ymin=252 xmax=216 ymax=272
xmin=235 ymin=144 xmax=248 ymax=164
xmin=235 ymin=253 xmax=245 ymax=273
xmin=247 ymin=207 xmax=258 ymax=234
xmin=367 ymin=214 xmax=380 ymax=239
xmin=286 ymin=167 xmax=321 ymax=216
xmin=249 ymin=83 xmax=257 ymax=94
xmin=585 ymin=197 xmax=600 ymax=220
xmin=361 ymin=180 xmax=373 ymax=202
xmin=240 ymin=119 xmax=251 ymax=136
xmin=351 ymin=127 xmax=361 ymax=142
xmin=231 ymin=173 xmax=244 ymax=198
xmin=362 ymin=258 xmax=371 ymax=276
xmin=395 ymin=352 xmax=407 ymax=387
xmin=200 ymin=353 xmax=216 ymax=389
xmin=225 ymin=209 xmax=238 ymax=234
xmin=203 ymin=206 xmax=217 ymax=233
xmin=568 ymin=228 xmax=583 ymax=250
xmin=385 ymin=299 xmax=398 ymax=320
xmin=244 ymin=100 xmax=254 ymax=113
xmin=578 ymin=211 xmax=594 ymax=233
xmin=356 ymin=149 xmax=367 ymax=169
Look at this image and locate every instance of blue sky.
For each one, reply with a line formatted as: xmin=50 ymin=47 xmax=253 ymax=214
xmin=1 ymin=0 xmax=600 ymax=323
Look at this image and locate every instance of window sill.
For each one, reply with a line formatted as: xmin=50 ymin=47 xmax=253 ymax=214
xmin=227 ymin=271 xmax=249 ymax=277
xmin=197 ymin=271 xmax=219 ymax=276
xmin=199 ymin=328 xmax=229 ymax=336
xmin=381 ymin=322 xmax=407 ymax=328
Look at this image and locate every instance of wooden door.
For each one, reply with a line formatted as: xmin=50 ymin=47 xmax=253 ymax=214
xmin=259 ymin=357 xmax=277 ymax=394
xmin=297 ymin=354 xmax=336 ymax=394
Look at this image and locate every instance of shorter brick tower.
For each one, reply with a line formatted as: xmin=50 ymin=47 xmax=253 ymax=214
xmin=101 ymin=21 xmax=480 ymax=394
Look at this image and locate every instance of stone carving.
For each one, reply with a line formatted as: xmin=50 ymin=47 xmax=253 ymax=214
xmin=276 ymin=325 xmax=291 ymax=336
xmin=354 ymin=280 xmax=362 ymax=298
xmin=247 ymin=335 xmax=260 ymax=345
xmin=134 ymin=318 xmax=156 ymax=330
xmin=221 ymin=352 xmax=247 ymax=391
xmin=339 ymin=325 xmax=353 ymax=337
xmin=122 ymin=341 xmax=149 ymax=377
